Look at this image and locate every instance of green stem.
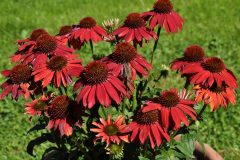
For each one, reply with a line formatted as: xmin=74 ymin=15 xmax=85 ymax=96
xmin=150 ymin=27 xmax=162 ymax=64
xmin=132 ymin=80 xmax=137 ymax=111
xmin=90 ymin=40 xmax=94 ymax=58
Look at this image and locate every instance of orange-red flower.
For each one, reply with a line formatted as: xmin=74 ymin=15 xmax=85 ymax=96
xmin=74 ymin=61 xmax=127 ymax=108
xmin=32 ymin=54 xmax=83 ymax=88
xmin=142 ymin=89 xmax=197 ymax=131
xmin=171 ymin=45 xmax=205 ymax=72
xmin=128 ymin=109 xmax=170 ymax=149
xmin=113 ymin=13 xmax=156 ymax=46
xmin=25 ymin=94 xmax=49 ymax=116
xmin=90 ymin=115 xmax=129 ymax=146
xmin=142 ymin=0 xmax=184 ymax=32
xmin=104 ymin=42 xmax=152 ymax=80
xmin=182 ymin=57 xmax=238 ymax=88
xmin=70 ymin=17 xmax=108 ymax=49
xmin=194 ymin=85 xmax=236 ymax=111
xmin=0 ymin=64 xmax=32 ymax=100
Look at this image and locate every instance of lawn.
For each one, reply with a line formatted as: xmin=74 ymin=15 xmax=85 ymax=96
xmin=0 ymin=0 xmax=240 ymax=159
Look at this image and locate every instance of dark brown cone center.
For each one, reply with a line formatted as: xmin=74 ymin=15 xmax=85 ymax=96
xmin=136 ymin=110 xmax=159 ymax=124
xmin=201 ymin=57 xmax=225 ymax=73
xmin=82 ymin=61 xmax=109 ymax=85
xmin=35 ymin=34 xmax=57 ymax=53
xmin=157 ymin=91 xmax=180 ymax=107
xmin=183 ymin=45 xmax=205 ymax=62
xmin=58 ymin=25 xmax=72 ymax=36
xmin=30 ymin=29 xmax=48 ymax=41
xmin=153 ymin=0 xmax=173 ymax=14
xmin=10 ymin=65 xmax=31 ymax=84
xmin=47 ymin=56 xmax=68 ymax=71
xmin=110 ymin=42 xmax=137 ymax=63
xmin=104 ymin=124 xmax=119 ymax=136
xmin=79 ymin=17 xmax=97 ymax=28
xmin=48 ymin=96 xmax=69 ymax=119
xmin=124 ymin=13 xmax=145 ymax=28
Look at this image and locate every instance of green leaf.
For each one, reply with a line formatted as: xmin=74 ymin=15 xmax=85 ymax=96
xmin=175 ymin=134 xmax=196 ymax=159
xmin=138 ymin=156 xmax=150 ymax=160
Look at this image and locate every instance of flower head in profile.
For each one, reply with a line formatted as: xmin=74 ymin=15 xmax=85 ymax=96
xmin=142 ymin=0 xmax=184 ymax=32
xmin=74 ymin=61 xmax=127 ymax=108
xmin=182 ymin=57 xmax=238 ymax=88
xmin=142 ymin=89 xmax=197 ymax=131
xmin=32 ymin=54 xmax=83 ymax=88
xmin=0 ymin=64 xmax=32 ymax=100
xmin=90 ymin=115 xmax=129 ymax=146
xmin=194 ymin=85 xmax=236 ymax=111
xmin=113 ymin=13 xmax=157 ymax=46
xmin=102 ymin=18 xmax=120 ymax=32
xmin=128 ymin=109 xmax=170 ymax=149
xmin=104 ymin=42 xmax=152 ymax=80
xmin=70 ymin=17 xmax=108 ymax=49
xmin=171 ymin=45 xmax=205 ymax=72
xmin=56 ymin=25 xmax=73 ymax=46
xmin=25 ymin=94 xmax=49 ymax=116
xmin=46 ymin=95 xmax=72 ymax=136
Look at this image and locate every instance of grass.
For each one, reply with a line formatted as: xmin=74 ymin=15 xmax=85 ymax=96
xmin=0 ymin=0 xmax=240 ymax=159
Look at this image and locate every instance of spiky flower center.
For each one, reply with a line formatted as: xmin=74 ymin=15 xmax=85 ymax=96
xmin=48 ymin=96 xmax=69 ymax=119
xmin=201 ymin=57 xmax=225 ymax=73
xmin=153 ymin=0 xmax=173 ymax=13
xmin=157 ymin=91 xmax=180 ymax=107
xmin=124 ymin=13 xmax=145 ymax=28
xmin=136 ymin=110 xmax=159 ymax=124
xmin=33 ymin=100 xmax=47 ymax=111
xmin=209 ymin=84 xmax=225 ymax=93
xmin=47 ymin=56 xmax=68 ymax=71
xmin=10 ymin=64 xmax=31 ymax=84
xmin=79 ymin=17 xmax=97 ymax=28
xmin=30 ymin=29 xmax=48 ymax=41
xmin=183 ymin=45 xmax=205 ymax=62
xmin=58 ymin=25 xmax=72 ymax=36
xmin=82 ymin=61 xmax=109 ymax=85
xmin=104 ymin=124 xmax=119 ymax=136
xmin=110 ymin=42 xmax=137 ymax=63
xmin=35 ymin=34 xmax=57 ymax=53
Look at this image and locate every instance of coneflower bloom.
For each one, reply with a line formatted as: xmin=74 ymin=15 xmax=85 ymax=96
xmin=104 ymin=42 xmax=152 ymax=80
xmin=182 ymin=57 xmax=238 ymax=88
xmin=0 ymin=64 xmax=32 ymax=100
xmin=142 ymin=0 xmax=184 ymax=32
xmin=128 ymin=109 xmax=170 ymax=149
xmin=56 ymin=25 xmax=73 ymax=46
xmin=194 ymin=85 xmax=236 ymax=111
xmin=46 ymin=95 xmax=72 ymax=136
xmin=90 ymin=115 xmax=129 ymax=146
xmin=74 ymin=61 xmax=127 ymax=108
xmin=12 ymin=29 xmax=49 ymax=63
xmin=70 ymin=17 xmax=108 ymax=49
xmin=142 ymin=89 xmax=197 ymax=131
xmin=32 ymin=54 xmax=83 ymax=88
xmin=25 ymin=94 xmax=49 ymax=116
xmin=171 ymin=45 xmax=205 ymax=72
xmin=113 ymin=13 xmax=157 ymax=46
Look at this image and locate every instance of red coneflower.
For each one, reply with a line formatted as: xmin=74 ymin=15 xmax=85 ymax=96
xmin=56 ymin=25 xmax=73 ymax=46
xmin=46 ymin=95 xmax=72 ymax=136
xmin=142 ymin=89 xmax=197 ymax=131
xmin=70 ymin=17 xmax=108 ymax=49
xmin=90 ymin=115 xmax=129 ymax=146
xmin=182 ymin=57 xmax=238 ymax=88
xmin=12 ymin=29 xmax=49 ymax=63
xmin=25 ymin=94 xmax=49 ymax=116
xmin=128 ymin=109 xmax=170 ymax=149
xmin=113 ymin=13 xmax=157 ymax=46
xmin=171 ymin=45 xmax=205 ymax=72
xmin=74 ymin=61 xmax=127 ymax=109
xmin=194 ymin=85 xmax=236 ymax=111
xmin=32 ymin=54 xmax=83 ymax=88
xmin=104 ymin=42 xmax=152 ymax=80
xmin=142 ymin=0 xmax=184 ymax=33
xmin=0 ymin=64 xmax=32 ymax=100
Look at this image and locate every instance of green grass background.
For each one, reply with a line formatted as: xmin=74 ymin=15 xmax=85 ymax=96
xmin=0 ymin=0 xmax=239 ymax=159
